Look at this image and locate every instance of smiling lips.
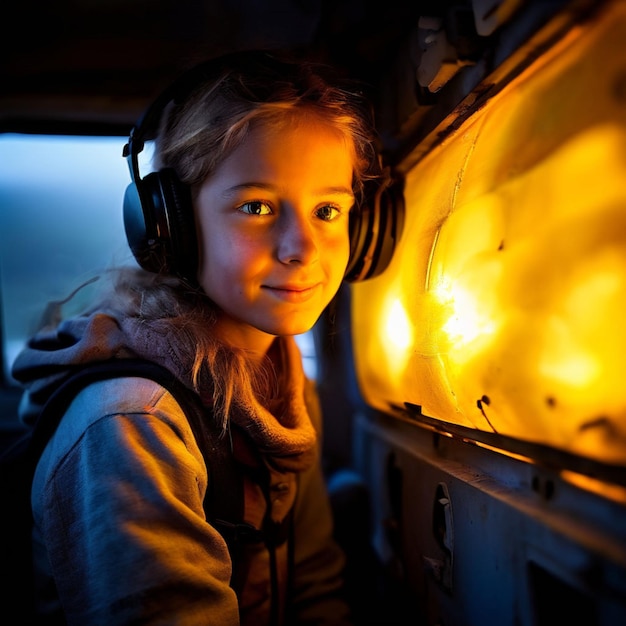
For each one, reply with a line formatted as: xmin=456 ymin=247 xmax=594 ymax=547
xmin=264 ymin=283 xmax=321 ymax=302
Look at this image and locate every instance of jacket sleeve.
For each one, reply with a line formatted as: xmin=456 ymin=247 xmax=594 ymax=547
xmin=32 ymin=378 xmax=241 ymax=626
xmin=287 ymin=380 xmax=353 ymax=626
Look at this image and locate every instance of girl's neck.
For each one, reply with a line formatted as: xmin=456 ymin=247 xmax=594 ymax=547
xmin=212 ymin=314 xmax=277 ymax=364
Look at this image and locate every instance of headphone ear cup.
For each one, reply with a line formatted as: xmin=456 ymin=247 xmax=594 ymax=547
xmin=123 ymin=178 xmax=153 ymax=270
xmin=151 ymin=169 xmax=198 ymax=280
xmin=344 ymin=176 xmax=404 ymax=282
xmin=123 ymin=168 xmax=198 ymax=280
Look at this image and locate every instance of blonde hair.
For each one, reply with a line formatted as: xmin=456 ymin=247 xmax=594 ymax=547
xmin=109 ymin=50 xmax=383 ymax=429
xmin=102 ymin=269 xmax=280 ymax=431
xmin=155 ymin=50 xmax=382 ymax=201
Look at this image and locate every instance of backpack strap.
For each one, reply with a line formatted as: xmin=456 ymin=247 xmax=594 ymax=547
xmin=3 ymin=358 xmax=288 ymax=615
xmin=16 ymin=360 xmax=261 ymax=550
xmin=50 ymin=360 xmax=282 ymax=599
xmin=40 ymin=359 xmax=252 ymax=537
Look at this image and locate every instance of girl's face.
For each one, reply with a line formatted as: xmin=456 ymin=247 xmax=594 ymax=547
xmin=195 ymin=114 xmax=354 ymax=353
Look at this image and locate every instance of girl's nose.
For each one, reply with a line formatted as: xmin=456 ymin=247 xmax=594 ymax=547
xmin=276 ymin=210 xmax=319 ymax=265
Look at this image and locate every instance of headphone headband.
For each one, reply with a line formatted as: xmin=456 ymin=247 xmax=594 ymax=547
xmin=122 ymin=51 xmax=403 ymax=283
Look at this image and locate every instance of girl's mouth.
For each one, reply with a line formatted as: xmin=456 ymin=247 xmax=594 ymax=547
xmin=264 ymin=284 xmax=320 ymax=302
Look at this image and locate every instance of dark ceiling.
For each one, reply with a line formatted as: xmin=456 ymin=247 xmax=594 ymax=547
xmin=1 ymin=0 xmax=424 ymax=136
xmin=2 ymin=0 xmax=600 ymax=168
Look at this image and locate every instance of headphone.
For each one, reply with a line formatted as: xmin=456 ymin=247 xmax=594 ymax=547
xmin=122 ymin=53 xmax=403 ymax=284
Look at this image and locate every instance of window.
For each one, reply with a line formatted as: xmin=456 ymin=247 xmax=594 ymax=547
xmin=0 ymin=134 xmax=136 ymax=382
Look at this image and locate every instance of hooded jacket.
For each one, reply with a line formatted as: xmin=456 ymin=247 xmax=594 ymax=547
xmin=12 ymin=309 xmax=351 ymax=626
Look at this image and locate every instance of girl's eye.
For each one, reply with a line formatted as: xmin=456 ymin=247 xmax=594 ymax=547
xmin=316 ymin=204 xmax=341 ymax=222
xmin=238 ymin=201 xmax=272 ymax=216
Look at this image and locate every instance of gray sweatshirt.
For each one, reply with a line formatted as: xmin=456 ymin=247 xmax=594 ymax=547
xmin=13 ymin=310 xmax=351 ymax=626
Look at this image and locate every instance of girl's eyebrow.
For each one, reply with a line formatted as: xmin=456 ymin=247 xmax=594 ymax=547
xmin=221 ymin=182 xmax=354 ymax=199
xmin=322 ymin=186 xmax=355 ymax=198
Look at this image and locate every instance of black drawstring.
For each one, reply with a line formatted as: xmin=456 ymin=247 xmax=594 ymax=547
xmin=285 ymin=478 xmax=296 ymax=626
xmin=268 ymin=539 xmax=280 ymax=626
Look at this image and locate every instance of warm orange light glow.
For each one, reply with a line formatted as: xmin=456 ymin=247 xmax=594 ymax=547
xmin=384 ymin=297 xmax=413 ymax=353
xmin=351 ymin=0 xmax=626 ymax=473
xmin=439 ymin=284 xmax=496 ymax=346
xmin=427 ymin=194 xmax=503 ymax=352
xmin=378 ymin=293 xmax=415 ymax=383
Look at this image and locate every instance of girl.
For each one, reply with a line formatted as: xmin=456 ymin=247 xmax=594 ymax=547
xmin=13 ymin=50 xmax=384 ymax=625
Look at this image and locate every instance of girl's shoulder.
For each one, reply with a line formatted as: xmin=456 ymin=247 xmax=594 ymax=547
xmin=40 ymin=375 xmax=202 ymax=471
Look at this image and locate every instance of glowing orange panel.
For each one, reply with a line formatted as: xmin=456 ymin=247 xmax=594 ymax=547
xmin=351 ymin=1 xmax=626 ymax=465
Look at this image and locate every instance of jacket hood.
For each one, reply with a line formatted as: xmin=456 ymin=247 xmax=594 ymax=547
xmin=12 ymin=309 xmax=318 ymax=471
